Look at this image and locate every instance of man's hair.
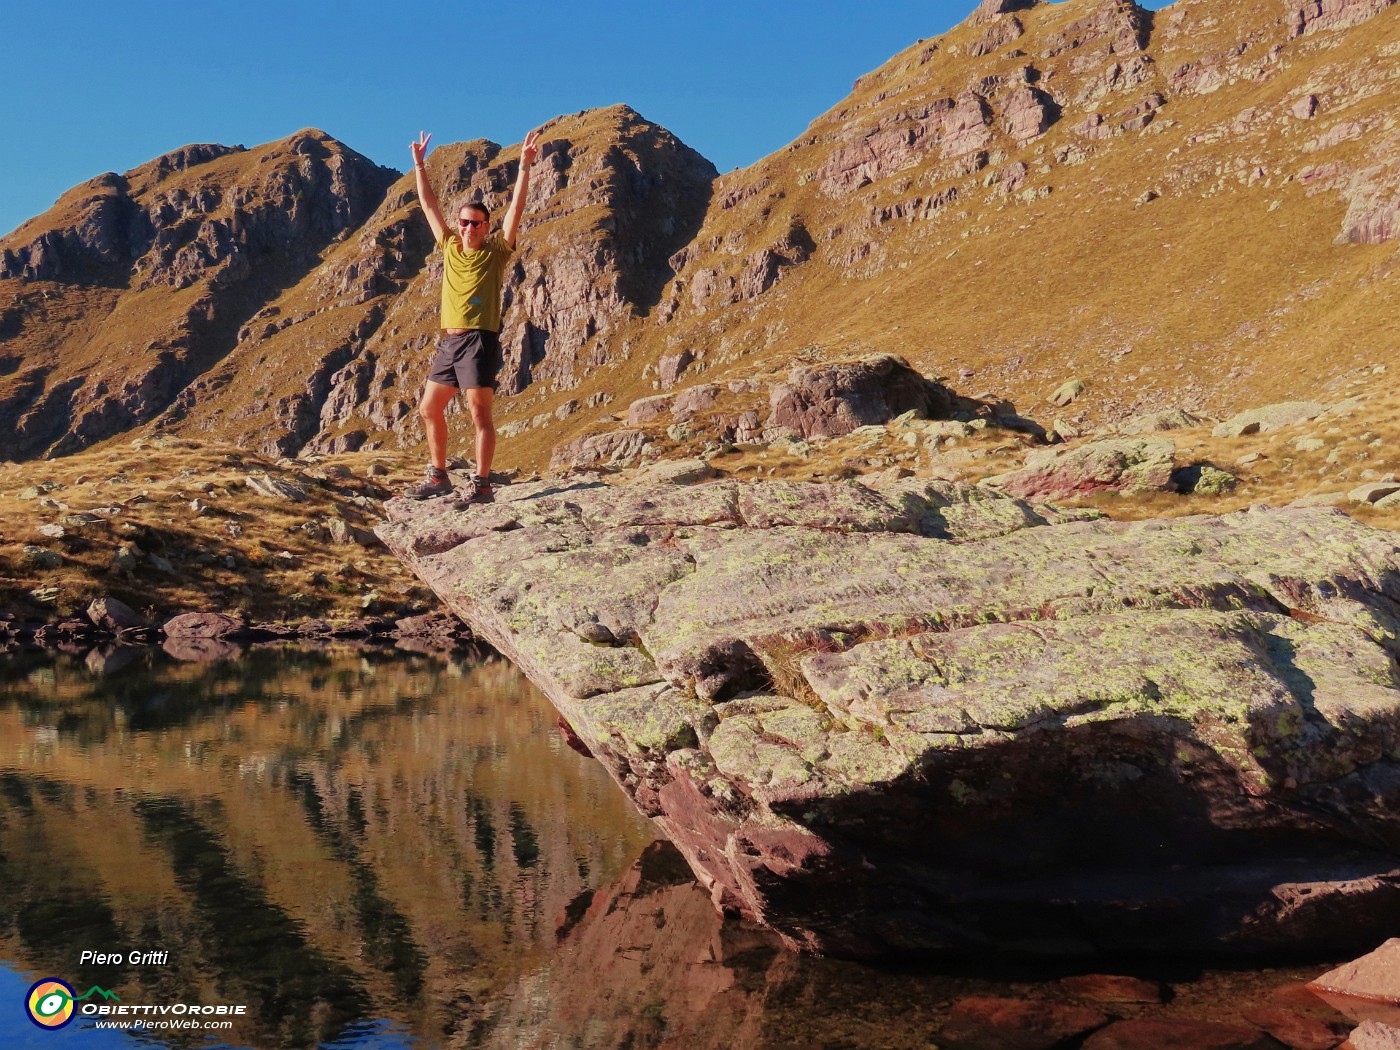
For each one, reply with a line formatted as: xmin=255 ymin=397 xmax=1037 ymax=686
xmin=460 ymin=201 xmax=491 ymax=222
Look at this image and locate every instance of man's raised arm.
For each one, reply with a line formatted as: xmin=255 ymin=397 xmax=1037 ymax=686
xmin=501 ymin=130 xmax=540 ymax=250
xmin=411 ymin=131 xmax=447 ymax=245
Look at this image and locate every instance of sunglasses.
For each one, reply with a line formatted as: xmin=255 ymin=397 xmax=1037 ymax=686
xmin=458 ymin=218 xmax=487 ymax=228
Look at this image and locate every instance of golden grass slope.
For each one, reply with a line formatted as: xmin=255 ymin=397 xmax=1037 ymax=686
xmin=499 ymin=0 xmax=1400 ymax=472
xmin=0 ymin=438 xmax=422 ymax=623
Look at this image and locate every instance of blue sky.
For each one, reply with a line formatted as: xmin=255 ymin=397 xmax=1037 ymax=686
xmin=1 ymin=0 xmax=1170 ymax=238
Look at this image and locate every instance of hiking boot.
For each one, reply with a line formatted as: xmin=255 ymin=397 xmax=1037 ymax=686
xmin=463 ymin=474 xmax=494 ymax=502
xmin=402 ymin=466 xmax=452 ymax=500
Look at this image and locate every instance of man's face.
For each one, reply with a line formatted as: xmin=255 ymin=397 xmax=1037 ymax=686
xmin=458 ymin=207 xmax=489 ymax=249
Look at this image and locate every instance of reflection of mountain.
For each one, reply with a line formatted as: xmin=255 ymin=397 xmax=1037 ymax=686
xmin=474 ymin=842 xmax=1346 ymax=1050
xmin=0 ymin=650 xmax=656 ymax=1047
xmin=472 ymin=841 xmax=781 ymax=1049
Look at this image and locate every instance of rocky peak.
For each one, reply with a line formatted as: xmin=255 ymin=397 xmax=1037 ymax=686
xmin=0 ymin=174 xmax=138 ymax=280
xmin=126 ymin=106 xmax=717 ymax=459
xmin=285 ymin=127 xmax=336 ymax=152
xmin=0 ymin=131 xmax=399 ymax=459
xmin=126 ymin=142 xmax=246 ymax=193
xmin=970 ymin=0 xmax=1041 ymax=26
xmin=2 ymin=132 xmax=392 ymax=288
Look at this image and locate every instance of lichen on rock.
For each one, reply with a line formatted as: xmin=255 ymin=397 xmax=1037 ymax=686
xmin=378 ymin=465 xmax=1400 ymax=959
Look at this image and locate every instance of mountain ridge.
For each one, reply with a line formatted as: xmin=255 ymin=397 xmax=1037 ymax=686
xmin=0 ymin=129 xmax=399 ymax=459
xmin=2 ymin=0 xmax=1397 ymax=466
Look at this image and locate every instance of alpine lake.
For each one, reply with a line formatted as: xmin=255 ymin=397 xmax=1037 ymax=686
xmin=0 ymin=644 xmax=1340 ymax=1049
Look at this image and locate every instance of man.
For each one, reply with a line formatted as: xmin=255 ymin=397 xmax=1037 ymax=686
xmin=402 ymin=127 xmax=540 ymax=500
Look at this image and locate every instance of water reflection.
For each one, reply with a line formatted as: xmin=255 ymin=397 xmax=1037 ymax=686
xmin=0 ymin=648 xmax=656 ymax=1048
xmin=0 ymin=648 xmax=1349 ymax=1050
xmin=475 ymin=840 xmax=1347 ymax=1050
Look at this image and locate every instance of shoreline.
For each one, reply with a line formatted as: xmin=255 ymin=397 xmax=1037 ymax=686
xmin=0 ymin=607 xmax=483 ymax=660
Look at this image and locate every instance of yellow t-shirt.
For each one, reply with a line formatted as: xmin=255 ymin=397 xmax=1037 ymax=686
xmin=437 ymin=231 xmax=513 ymax=332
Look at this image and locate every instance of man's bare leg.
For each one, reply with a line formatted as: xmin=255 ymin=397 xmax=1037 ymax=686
xmin=466 ymin=387 xmax=496 ymax=479
xmin=419 ymin=380 xmax=458 ymax=470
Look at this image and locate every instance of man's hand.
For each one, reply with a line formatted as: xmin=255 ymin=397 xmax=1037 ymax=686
xmin=410 ymin=131 xmax=445 ymax=244
xmin=411 ymin=131 xmax=432 ymax=168
xmin=502 ymin=129 xmax=540 ymax=250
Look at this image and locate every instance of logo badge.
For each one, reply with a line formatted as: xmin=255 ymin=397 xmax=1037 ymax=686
xmin=26 ymin=978 xmax=77 ymax=1029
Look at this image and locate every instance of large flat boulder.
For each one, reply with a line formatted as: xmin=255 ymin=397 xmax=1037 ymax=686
xmin=993 ymin=437 xmax=1177 ymax=500
xmin=1213 ymin=401 xmax=1326 ymax=438
xmin=378 ymin=473 xmax=1400 ymax=959
xmin=767 ymin=354 xmax=954 ymax=439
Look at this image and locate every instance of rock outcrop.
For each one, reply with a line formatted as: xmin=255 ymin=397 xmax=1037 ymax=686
xmin=1287 ymin=0 xmax=1397 ymax=38
xmin=1343 ymin=1021 xmax=1400 ymax=1049
xmin=379 ymin=471 xmax=1400 ymax=959
xmin=969 ymin=16 xmax=1026 ymax=58
xmin=768 ymin=355 xmax=954 ymax=440
xmin=993 ymin=436 xmax=1177 ymax=499
xmin=1119 ymin=409 xmax=1204 ymax=434
xmin=1214 ymin=402 xmax=1327 ymax=438
xmin=548 ymin=429 xmax=651 ymax=471
xmin=972 ymin=0 xmax=1041 ymax=26
xmin=1336 ymin=164 xmax=1400 ymax=245
xmin=1309 ymin=939 xmax=1400 ymax=1026
xmin=553 ymin=353 xmax=957 ymax=466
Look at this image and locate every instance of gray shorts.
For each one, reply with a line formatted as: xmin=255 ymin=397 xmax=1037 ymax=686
xmin=428 ymin=329 xmax=501 ymax=390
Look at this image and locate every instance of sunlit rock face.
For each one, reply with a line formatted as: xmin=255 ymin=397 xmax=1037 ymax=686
xmin=0 ymin=107 xmax=716 ymax=462
xmin=0 ymin=132 xmax=399 ymax=460
xmin=379 ymin=470 xmax=1400 ymax=959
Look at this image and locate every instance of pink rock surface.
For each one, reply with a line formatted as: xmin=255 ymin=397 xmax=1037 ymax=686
xmin=379 ymin=469 xmax=1400 ymax=960
xmin=767 ymin=354 xmax=953 ymax=439
xmin=1311 ymin=941 xmax=1400 ymax=1025
xmin=162 ymin=611 xmax=247 ymax=638
xmin=1287 ymin=0 xmax=1396 ymax=37
xmin=1062 ymin=973 xmax=1169 ymax=1004
xmin=1083 ymin=1018 xmax=1281 ymax=1050
xmin=1341 ymin=1021 xmax=1400 ymax=1050
xmin=938 ymin=995 xmax=1110 ymax=1050
xmin=1241 ymin=1005 xmax=1349 ymax=1050
xmin=996 ymin=437 xmax=1176 ymax=500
